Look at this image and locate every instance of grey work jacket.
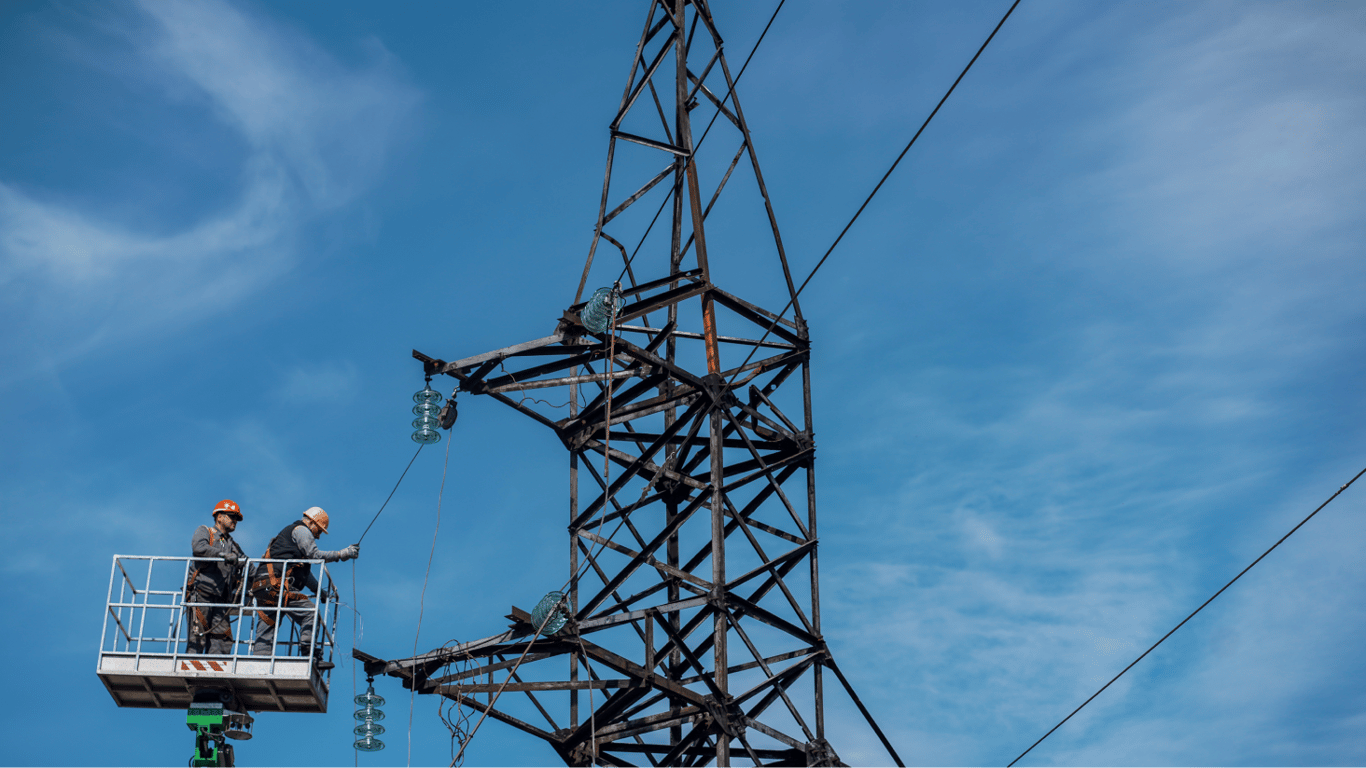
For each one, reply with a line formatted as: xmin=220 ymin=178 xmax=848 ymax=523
xmin=190 ymin=524 xmax=247 ymax=597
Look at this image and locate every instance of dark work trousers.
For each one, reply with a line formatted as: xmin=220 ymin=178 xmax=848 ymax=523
xmin=251 ymin=592 xmax=317 ymax=657
xmin=185 ymin=582 xmax=235 ymax=654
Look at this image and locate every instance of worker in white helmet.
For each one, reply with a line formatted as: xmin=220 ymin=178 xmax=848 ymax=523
xmin=249 ymin=506 xmax=358 ymax=669
xmin=185 ymin=499 xmax=248 ymax=654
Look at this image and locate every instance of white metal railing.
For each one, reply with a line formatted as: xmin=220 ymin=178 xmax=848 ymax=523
xmin=99 ymin=554 xmax=338 ymax=673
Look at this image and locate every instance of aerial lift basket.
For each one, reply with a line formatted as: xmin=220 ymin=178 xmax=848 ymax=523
xmin=97 ymin=554 xmax=338 ymax=713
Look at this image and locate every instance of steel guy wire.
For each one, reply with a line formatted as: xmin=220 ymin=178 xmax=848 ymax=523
xmin=1007 ymin=463 xmax=1366 ymax=768
xmin=723 ymin=0 xmax=1024 ymax=391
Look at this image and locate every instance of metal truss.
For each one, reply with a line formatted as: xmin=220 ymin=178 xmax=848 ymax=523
xmin=362 ymin=2 xmax=900 ymax=765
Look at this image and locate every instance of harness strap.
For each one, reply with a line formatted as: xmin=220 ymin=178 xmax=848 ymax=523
xmin=184 ymin=567 xmax=202 ymax=596
xmin=185 ymin=526 xmax=219 ymax=594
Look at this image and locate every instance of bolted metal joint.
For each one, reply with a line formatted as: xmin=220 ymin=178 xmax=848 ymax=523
xmin=805 ymin=738 xmax=844 ymax=767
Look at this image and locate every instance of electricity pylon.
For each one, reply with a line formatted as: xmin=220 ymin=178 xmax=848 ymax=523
xmin=362 ymin=2 xmax=899 ymax=765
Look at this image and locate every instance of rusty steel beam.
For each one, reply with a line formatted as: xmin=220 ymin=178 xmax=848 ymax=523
xmin=364 ymin=3 xmax=899 ymax=766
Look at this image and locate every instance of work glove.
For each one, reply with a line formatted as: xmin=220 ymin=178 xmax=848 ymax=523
xmin=223 ymin=551 xmax=241 ymax=565
xmin=342 ymin=544 xmax=360 ymax=561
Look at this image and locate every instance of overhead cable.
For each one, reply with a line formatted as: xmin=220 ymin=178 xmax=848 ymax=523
xmin=446 ymin=1 xmax=1022 ymax=757
xmin=725 ymin=0 xmax=1023 ymax=388
xmin=1007 ymin=464 xmax=1366 ymax=767
xmin=358 ymin=443 xmax=426 ymax=545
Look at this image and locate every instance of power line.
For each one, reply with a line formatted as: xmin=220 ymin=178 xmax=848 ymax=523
xmin=725 ymin=0 xmax=1023 ymax=388
xmin=444 ymin=1 xmax=1023 ymax=757
xmin=358 ymin=442 xmax=425 ymax=545
xmin=1007 ymin=464 xmax=1366 ymax=767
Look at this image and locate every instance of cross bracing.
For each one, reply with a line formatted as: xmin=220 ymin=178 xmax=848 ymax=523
xmin=361 ymin=2 xmax=899 ymax=765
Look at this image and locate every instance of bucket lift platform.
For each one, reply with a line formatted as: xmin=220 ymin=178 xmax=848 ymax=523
xmin=98 ymin=555 xmax=339 ymax=713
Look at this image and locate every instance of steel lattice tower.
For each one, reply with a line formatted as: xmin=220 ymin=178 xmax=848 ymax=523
xmin=361 ymin=2 xmax=899 ymax=765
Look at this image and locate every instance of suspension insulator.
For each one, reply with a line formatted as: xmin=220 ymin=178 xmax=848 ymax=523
xmin=353 ymin=682 xmax=386 ymax=751
xmin=411 ymin=382 xmax=444 ymax=444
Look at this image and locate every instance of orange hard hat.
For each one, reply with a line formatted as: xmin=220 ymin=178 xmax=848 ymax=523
xmin=302 ymin=506 xmax=329 ymax=534
xmin=213 ymin=499 xmax=243 ymax=521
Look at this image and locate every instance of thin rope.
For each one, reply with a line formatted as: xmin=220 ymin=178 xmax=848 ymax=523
xmin=409 ymin=434 xmax=453 ymax=766
xmin=437 ymin=636 xmax=475 ymax=766
xmin=447 ymin=465 xmax=669 ymax=762
xmin=450 ymin=311 xmax=635 ymax=764
xmin=577 ymin=635 xmax=598 ymax=766
xmin=723 ymin=0 xmax=1023 ymax=390
xmin=1007 ymin=464 xmax=1366 ymax=767
xmin=450 ymin=596 xmax=574 ymax=766
xmin=358 ymin=443 xmax=425 ymax=545
xmin=498 ymin=360 xmax=576 ymax=410
xmin=351 ymin=438 xmax=428 ymax=762
xmin=581 ymin=298 xmax=620 ymax=768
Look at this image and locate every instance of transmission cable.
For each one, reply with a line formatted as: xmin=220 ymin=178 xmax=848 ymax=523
xmin=1007 ymin=464 xmax=1366 ymax=767
xmin=447 ymin=2 xmax=1022 ymax=759
xmin=725 ymin=0 xmax=1023 ymax=389
xmin=358 ymin=442 xmax=426 ymax=545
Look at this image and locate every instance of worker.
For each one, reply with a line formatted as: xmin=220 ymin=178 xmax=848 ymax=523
xmin=249 ymin=506 xmax=358 ymax=669
xmin=186 ymin=499 xmax=248 ymax=654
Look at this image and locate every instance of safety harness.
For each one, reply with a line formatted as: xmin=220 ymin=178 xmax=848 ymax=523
xmin=185 ymin=527 xmax=242 ymax=646
xmin=250 ymin=522 xmax=310 ymax=628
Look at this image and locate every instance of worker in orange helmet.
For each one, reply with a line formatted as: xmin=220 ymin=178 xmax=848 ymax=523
xmin=249 ymin=506 xmax=358 ymax=670
xmin=185 ymin=499 xmax=248 ymax=654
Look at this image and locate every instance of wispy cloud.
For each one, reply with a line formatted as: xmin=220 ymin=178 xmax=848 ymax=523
xmin=0 ymin=0 xmax=419 ymax=381
xmin=133 ymin=0 xmax=416 ymax=210
xmin=818 ymin=2 xmax=1366 ymax=764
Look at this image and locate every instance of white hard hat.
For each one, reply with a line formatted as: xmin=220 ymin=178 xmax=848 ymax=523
xmin=302 ymin=506 xmax=330 ymax=534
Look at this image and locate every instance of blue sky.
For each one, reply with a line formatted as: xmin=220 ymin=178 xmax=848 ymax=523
xmin=3 ymin=1 xmax=1364 ymax=765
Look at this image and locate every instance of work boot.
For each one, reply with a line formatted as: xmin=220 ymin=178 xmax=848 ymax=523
xmin=305 ymin=649 xmax=335 ymax=671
